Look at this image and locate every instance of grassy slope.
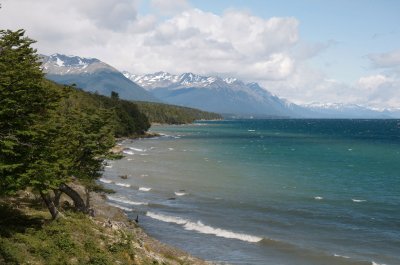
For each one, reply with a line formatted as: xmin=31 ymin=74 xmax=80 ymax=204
xmin=0 ymin=188 xmax=208 ymax=265
xmin=134 ymin=101 xmax=222 ymax=124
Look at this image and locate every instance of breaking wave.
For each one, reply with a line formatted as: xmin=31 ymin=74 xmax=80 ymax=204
xmin=115 ymin=182 xmax=131 ymax=188
xmin=99 ymin=178 xmax=112 ymax=184
xmin=107 ymin=195 xmax=148 ymax=206
xmin=146 ymin=211 xmax=262 ymax=243
xmin=107 ymin=202 xmax=132 ymax=212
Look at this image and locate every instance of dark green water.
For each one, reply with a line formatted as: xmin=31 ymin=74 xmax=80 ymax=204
xmin=102 ymin=119 xmax=400 ymax=265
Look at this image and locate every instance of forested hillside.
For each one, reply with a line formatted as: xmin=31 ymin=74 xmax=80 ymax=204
xmin=0 ymin=29 xmax=210 ymax=265
xmin=134 ymin=101 xmax=222 ymax=124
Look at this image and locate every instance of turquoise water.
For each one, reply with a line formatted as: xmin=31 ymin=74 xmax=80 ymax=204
xmin=101 ymin=119 xmax=400 ymax=265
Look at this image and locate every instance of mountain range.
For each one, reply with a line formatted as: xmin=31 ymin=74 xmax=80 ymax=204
xmin=124 ymin=71 xmax=302 ymax=117
xmin=41 ymin=54 xmax=159 ymax=102
xmin=43 ymin=54 xmax=400 ymax=119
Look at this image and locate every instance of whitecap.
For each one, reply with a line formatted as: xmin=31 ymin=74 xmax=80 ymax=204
xmin=129 ymin=147 xmax=145 ymax=152
xmin=352 ymin=199 xmax=366 ymax=203
xmin=146 ymin=211 xmax=262 ymax=243
xmin=184 ymin=221 xmax=263 ymax=243
xmin=168 ymin=148 xmax=174 ymax=151
xmin=333 ymin=254 xmax=350 ymax=259
xmin=127 ymin=158 xmax=133 ymax=161
xmin=99 ymin=178 xmax=112 ymax=184
xmin=107 ymin=195 xmax=148 ymax=206
xmin=122 ymin=150 xmax=134 ymax=155
xmin=140 ymin=174 xmax=149 ymax=177
xmin=139 ymin=187 xmax=151 ymax=192
xmin=174 ymin=192 xmax=186 ymax=196
xmin=314 ymin=196 xmax=323 ymax=200
xmin=104 ymin=165 xmax=113 ymax=168
xmin=372 ymin=262 xmax=386 ymax=265
xmin=248 ymin=129 xmax=256 ymax=132
xmin=115 ymin=182 xmax=131 ymax=188
xmin=107 ymin=202 xmax=132 ymax=212
xmin=147 ymin=211 xmax=187 ymax=225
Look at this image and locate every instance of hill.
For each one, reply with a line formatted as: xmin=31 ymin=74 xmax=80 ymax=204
xmin=134 ymin=101 xmax=222 ymax=124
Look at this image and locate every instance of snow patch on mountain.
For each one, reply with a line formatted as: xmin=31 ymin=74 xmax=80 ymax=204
xmin=41 ymin=53 xmax=115 ymax=75
xmin=125 ymin=71 xmax=245 ymax=90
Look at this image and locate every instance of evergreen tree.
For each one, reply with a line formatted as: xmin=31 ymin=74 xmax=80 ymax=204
xmin=0 ymin=29 xmax=59 ymax=195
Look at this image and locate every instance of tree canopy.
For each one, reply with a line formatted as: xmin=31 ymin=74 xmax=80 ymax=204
xmin=0 ymin=30 xmax=150 ymax=218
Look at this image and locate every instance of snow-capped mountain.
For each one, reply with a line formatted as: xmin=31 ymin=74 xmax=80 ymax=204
xmin=302 ymin=102 xmax=398 ymax=118
xmin=124 ymin=71 xmax=300 ymax=117
xmin=41 ymin=54 xmax=110 ymax=75
xmin=123 ymin=71 xmax=237 ymax=90
xmin=42 ymin=54 xmax=159 ymax=102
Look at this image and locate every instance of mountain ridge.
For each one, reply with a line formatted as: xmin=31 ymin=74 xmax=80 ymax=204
xmin=41 ymin=54 xmax=160 ymax=102
xmin=124 ymin=71 xmax=299 ymax=117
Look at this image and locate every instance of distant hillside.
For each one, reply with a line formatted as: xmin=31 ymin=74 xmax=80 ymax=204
xmin=134 ymin=101 xmax=222 ymax=124
xmin=49 ymin=79 xmax=220 ymax=127
xmin=125 ymin=71 xmax=400 ymax=119
xmin=125 ymin=71 xmax=298 ymax=117
xmin=45 ymin=80 xmax=150 ymax=137
xmin=42 ymin=54 xmax=159 ymax=102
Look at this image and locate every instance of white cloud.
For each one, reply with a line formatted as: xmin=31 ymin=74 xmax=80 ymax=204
xmin=0 ymin=0 xmax=398 ymax=108
xmin=368 ymin=49 xmax=400 ymax=68
xmin=356 ymin=74 xmax=400 ymax=108
xmin=0 ymin=2 xmax=299 ymax=81
xmin=151 ymin=0 xmax=190 ymax=16
xmin=358 ymin=74 xmax=392 ymax=90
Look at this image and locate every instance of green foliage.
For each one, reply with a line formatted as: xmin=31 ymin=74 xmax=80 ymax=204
xmin=0 ymin=30 xmax=127 ymax=216
xmin=0 ymin=29 xmax=60 ymax=194
xmin=78 ymin=91 xmax=151 ymax=137
xmin=134 ymin=101 xmax=222 ymax=124
xmin=0 ymin=209 xmax=140 ymax=265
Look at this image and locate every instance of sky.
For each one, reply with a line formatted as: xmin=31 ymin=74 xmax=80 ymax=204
xmin=1 ymin=0 xmax=400 ymax=108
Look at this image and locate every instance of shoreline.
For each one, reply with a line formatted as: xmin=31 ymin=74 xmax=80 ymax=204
xmin=0 ymin=181 xmax=210 ymax=265
xmin=105 ymin=134 xmax=211 ymax=265
xmin=84 ymin=183 xmax=211 ymax=265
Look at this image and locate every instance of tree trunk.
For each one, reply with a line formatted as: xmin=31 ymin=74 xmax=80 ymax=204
xmin=85 ymin=187 xmax=90 ymax=208
xmin=59 ymin=183 xmax=87 ymax=213
xmin=40 ymin=191 xmax=60 ymax=220
xmin=53 ymin=189 xmax=62 ymax=207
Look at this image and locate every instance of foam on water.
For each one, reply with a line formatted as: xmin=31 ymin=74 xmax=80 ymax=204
xmin=99 ymin=178 xmax=112 ymax=184
xmin=107 ymin=202 xmax=132 ymax=212
xmin=107 ymin=195 xmax=148 ymax=206
xmin=115 ymin=182 xmax=131 ymax=188
xmin=139 ymin=187 xmax=152 ymax=191
xmin=147 ymin=211 xmax=187 ymax=225
xmin=314 ymin=196 xmax=323 ymax=200
xmin=352 ymin=199 xmax=366 ymax=203
xmin=129 ymin=147 xmax=146 ymax=152
xmin=146 ymin=211 xmax=262 ymax=243
xmin=122 ymin=150 xmax=134 ymax=155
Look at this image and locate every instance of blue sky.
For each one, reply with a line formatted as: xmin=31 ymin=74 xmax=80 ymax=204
xmin=167 ymin=0 xmax=400 ymax=82
xmin=1 ymin=0 xmax=400 ymax=107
